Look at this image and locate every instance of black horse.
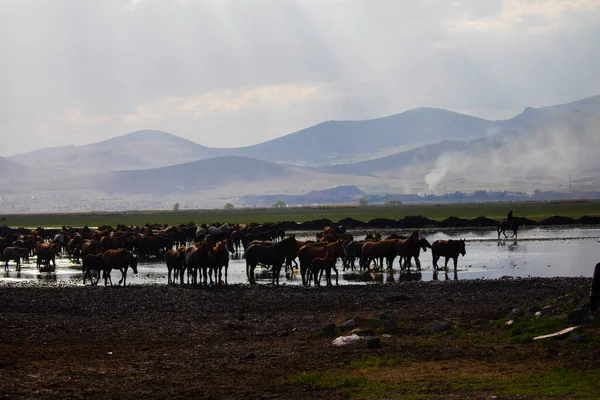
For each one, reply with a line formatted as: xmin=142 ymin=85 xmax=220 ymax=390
xmin=497 ymin=218 xmax=520 ymax=241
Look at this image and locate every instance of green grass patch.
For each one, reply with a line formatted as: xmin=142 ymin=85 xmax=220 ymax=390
xmin=289 ymin=365 xmax=600 ymax=399
xmin=508 ymin=316 xmax=569 ymax=344
xmin=288 ymin=370 xmax=397 ymax=399
xmin=3 ymin=200 xmax=600 ymax=227
xmin=501 ymin=368 xmax=600 ymax=398
xmin=343 ymin=356 xmax=408 ymax=370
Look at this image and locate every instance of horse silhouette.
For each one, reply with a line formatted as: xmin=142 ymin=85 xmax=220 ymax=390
xmin=431 ymin=239 xmax=466 ymax=271
xmin=497 ymin=218 xmax=520 ymax=241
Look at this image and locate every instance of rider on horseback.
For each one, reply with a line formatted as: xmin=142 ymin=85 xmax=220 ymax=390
xmin=507 ymin=209 xmax=514 ymax=223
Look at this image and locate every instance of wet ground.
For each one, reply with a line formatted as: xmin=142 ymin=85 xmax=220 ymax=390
xmin=2 ymin=227 xmax=599 ymax=286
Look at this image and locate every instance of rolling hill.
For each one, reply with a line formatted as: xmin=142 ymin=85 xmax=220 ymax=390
xmin=316 ymin=140 xmax=466 ymax=176
xmin=9 ymin=129 xmax=224 ymax=173
xmin=3 ymin=94 xmax=600 ymax=212
xmin=498 ymin=93 xmax=600 ymax=129
xmin=0 ymin=156 xmax=26 ymax=176
xmin=93 ymin=155 xmax=389 ymax=197
xmin=9 ymin=94 xmax=600 ymax=174
xmin=230 ymin=107 xmax=492 ymax=165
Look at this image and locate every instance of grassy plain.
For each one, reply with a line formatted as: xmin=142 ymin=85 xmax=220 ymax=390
xmin=2 ymin=200 xmax=600 ymax=227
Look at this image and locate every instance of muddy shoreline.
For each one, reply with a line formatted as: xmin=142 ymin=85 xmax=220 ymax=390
xmin=0 ymin=277 xmax=596 ymax=399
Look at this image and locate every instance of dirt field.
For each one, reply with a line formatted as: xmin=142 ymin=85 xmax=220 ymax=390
xmin=1 ymin=277 xmax=598 ymax=399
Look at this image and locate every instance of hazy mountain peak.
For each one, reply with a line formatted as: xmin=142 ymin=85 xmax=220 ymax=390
xmin=504 ymin=94 xmax=600 ymax=128
xmin=94 ymin=129 xmax=206 ymax=147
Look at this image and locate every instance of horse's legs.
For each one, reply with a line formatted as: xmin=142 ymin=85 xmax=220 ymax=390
xmin=202 ymin=266 xmax=208 ymax=286
xmin=415 ymin=257 xmax=421 ymax=271
xmin=250 ymin=264 xmax=256 ymax=285
xmin=444 ymin=257 xmax=449 ymax=271
xmin=301 ymin=261 xmax=308 ymax=286
xmin=122 ymin=268 xmax=128 ymax=286
xmin=334 ymin=263 xmax=339 ymax=286
xmin=405 ymin=256 xmax=412 ymax=271
xmin=453 ymin=257 xmax=458 ymax=271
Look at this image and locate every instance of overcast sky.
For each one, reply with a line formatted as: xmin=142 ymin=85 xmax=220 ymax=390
xmin=1 ymin=0 xmax=599 ymax=156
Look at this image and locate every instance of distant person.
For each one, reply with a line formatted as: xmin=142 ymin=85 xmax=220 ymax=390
xmin=590 ymin=262 xmax=600 ymax=315
xmin=507 ymin=209 xmax=514 ymax=223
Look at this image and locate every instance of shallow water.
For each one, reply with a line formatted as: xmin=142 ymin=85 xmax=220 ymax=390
xmin=2 ymin=227 xmax=599 ymax=286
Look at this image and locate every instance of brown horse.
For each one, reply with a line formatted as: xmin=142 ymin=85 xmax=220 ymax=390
xmin=82 ymin=240 xmax=102 ymax=257
xmin=101 ymin=249 xmax=138 ymax=286
xmin=431 ymin=239 xmax=466 ymax=271
xmin=361 ymin=231 xmax=419 ymax=271
xmin=3 ymin=247 xmax=30 ymax=271
xmin=82 ymin=254 xmax=109 ymax=286
xmin=165 ymin=247 xmax=186 ymax=285
xmin=208 ymin=240 xmax=234 ymax=285
xmin=244 ymin=236 xmax=297 ymax=285
xmin=184 ymin=242 xmax=210 ymax=285
xmin=342 ymin=240 xmax=363 ymax=271
xmin=310 ymin=251 xmax=337 ymax=287
xmin=230 ymin=230 xmax=244 ymax=253
xmin=298 ymin=240 xmax=344 ymax=286
xmin=396 ymin=237 xmax=431 ymax=271
xmin=35 ymin=243 xmax=60 ymax=271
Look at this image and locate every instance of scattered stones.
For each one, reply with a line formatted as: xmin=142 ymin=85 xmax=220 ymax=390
xmin=541 ymin=305 xmax=554 ymax=315
xmin=337 ymin=319 xmax=357 ymax=331
xmin=511 ymin=308 xmax=523 ymax=316
xmin=310 ymin=323 xmax=337 ymax=337
xmin=528 ymin=305 xmax=540 ymax=313
xmin=365 ymin=337 xmax=381 ymax=349
xmin=424 ymin=321 xmax=452 ymax=334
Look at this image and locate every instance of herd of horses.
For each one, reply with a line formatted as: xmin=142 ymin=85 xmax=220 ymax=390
xmin=0 ymin=219 xmax=479 ymax=287
xmin=0 ymin=216 xmax=521 ymax=286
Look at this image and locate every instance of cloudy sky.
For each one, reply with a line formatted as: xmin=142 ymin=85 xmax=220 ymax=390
xmin=1 ymin=0 xmax=599 ymax=156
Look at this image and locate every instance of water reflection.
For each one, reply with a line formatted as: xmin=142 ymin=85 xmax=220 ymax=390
xmin=36 ymin=273 xmax=58 ymax=282
xmin=432 ymin=270 xmax=458 ymax=281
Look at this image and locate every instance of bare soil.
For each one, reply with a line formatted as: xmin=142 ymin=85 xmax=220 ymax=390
xmin=0 ymin=277 xmax=597 ymax=399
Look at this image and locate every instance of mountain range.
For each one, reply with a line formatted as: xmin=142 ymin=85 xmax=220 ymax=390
xmin=2 ymin=94 xmax=600 ymax=212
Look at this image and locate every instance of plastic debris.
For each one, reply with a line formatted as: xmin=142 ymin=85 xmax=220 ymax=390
xmin=533 ymin=326 xmax=579 ymax=341
xmin=332 ymin=334 xmax=361 ymax=346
